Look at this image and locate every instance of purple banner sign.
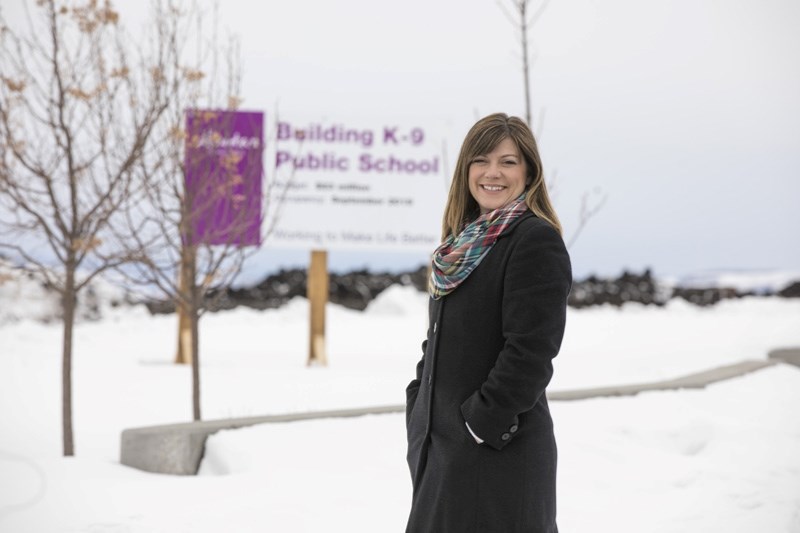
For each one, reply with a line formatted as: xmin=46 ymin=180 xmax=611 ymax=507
xmin=184 ymin=109 xmax=263 ymax=246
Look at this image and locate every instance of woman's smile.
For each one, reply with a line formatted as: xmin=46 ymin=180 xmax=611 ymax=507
xmin=468 ymin=137 xmax=528 ymax=214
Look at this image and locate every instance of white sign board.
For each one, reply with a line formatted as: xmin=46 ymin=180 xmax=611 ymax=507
xmin=264 ymin=115 xmax=449 ymax=251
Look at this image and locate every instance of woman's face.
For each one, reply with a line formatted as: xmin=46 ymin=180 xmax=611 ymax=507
xmin=468 ymin=137 xmax=528 ymax=215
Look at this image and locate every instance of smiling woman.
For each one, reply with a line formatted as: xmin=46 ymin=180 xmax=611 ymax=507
xmin=468 ymin=137 xmax=530 ymax=214
xmin=439 ymin=113 xmax=562 ymax=240
xmin=405 ymin=113 xmax=571 ymax=532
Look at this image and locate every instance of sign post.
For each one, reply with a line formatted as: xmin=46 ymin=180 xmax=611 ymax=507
xmin=306 ymin=249 xmax=329 ymax=366
xmin=264 ymin=115 xmax=448 ymax=366
xmin=177 ymin=109 xmax=264 ymax=365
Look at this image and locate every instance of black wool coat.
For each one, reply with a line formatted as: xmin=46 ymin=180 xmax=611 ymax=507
xmin=405 ymin=212 xmax=572 ymax=533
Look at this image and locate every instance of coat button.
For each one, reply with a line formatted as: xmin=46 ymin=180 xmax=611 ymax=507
xmin=509 ymin=425 xmax=518 ymax=433
xmin=501 ymin=432 xmax=511 ymax=441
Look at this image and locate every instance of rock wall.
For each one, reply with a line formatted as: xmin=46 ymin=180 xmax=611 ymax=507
xmin=143 ymin=267 xmax=800 ymax=315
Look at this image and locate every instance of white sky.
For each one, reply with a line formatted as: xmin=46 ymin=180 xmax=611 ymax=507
xmin=5 ymin=0 xmax=799 ymax=279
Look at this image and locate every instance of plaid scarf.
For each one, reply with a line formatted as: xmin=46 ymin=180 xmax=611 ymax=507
xmin=429 ymin=194 xmax=528 ymax=299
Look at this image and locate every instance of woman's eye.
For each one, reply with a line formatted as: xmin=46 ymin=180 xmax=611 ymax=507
xmin=503 ymin=160 xmax=517 ymax=165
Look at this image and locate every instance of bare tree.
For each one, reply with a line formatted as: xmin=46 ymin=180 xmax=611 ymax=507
xmin=497 ymin=0 xmax=606 ymax=247
xmin=0 ymin=0 xmax=174 ymax=456
xmin=565 ymin=189 xmax=607 ymax=249
xmin=496 ymin=0 xmax=550 ymax=130
xmin=109 ymin=2 xmax=262 ymax=421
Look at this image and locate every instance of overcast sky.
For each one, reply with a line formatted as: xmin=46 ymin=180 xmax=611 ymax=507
xmin=6 ymin=0 xmax=799 ymax=280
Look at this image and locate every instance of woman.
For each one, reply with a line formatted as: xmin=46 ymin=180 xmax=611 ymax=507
xmin=405 ymin=113 xmax=571 ymax=532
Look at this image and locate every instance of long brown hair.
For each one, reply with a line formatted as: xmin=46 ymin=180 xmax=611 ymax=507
xmin=441 ymin=113 xmax=562 ymax=239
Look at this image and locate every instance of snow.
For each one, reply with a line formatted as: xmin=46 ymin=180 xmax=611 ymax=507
xmin=1 ymin=282 xmax=800 ymax=531
xmin=555 ymin=366 xmax=800 ymax=532
xmin=555 ymin=296 xmax=800 ymax=388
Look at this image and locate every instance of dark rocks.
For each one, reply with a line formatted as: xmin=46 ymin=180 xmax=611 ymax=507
xmin=146 ymin=269 xmax=311 ymax=315
xmin=779 ymin=281 xmax=800 ymax=298
xmin=329 ymin=266 xmax=427 ymax=310
xmin=568 ymin=269 xmax=667 ymax=309
xmin=144 ymin=265 xmax=430 ymax=315
xmin=142 ymin=267 xmax=800 ymax=315
xmin=144 ymin=299 xmax=175 ymax=315
xmin=670 ymin=287 xmax=741 ymax=306
xmin=214 ymin=268 xmax=308 ymax=311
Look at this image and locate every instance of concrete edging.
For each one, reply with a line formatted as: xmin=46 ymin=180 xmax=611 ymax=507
xmin=768 ymin=347 xmax=800 ymax=367
xmin=548 ymin=359 xmax=778 ymax=401
xmin=120 ymin=405 xmax=402 ymax=475
xmin=121 ymin=351 xmax=800 ymax=476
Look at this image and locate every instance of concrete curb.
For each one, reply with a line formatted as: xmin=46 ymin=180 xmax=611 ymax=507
xmin=548 ymin=359 xmax=778 ymax=401
xmin=121 ymin=354 xmax=799 ymax=475
xmin=120 ymin=405 xmax=403 ymax=475
xmin=768 ymin=347 xmax=800 ymax=367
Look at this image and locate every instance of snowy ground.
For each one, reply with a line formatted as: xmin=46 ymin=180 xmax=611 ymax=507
xmin=1 ymin=287 xmax=799 ymax=532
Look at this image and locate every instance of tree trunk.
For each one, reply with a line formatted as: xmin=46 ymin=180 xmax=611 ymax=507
xmin=520 ymin=1 xmax=532 ymax=127
xmin=186 ymin=247 xmax=201 ymax=421
xmin=62 ymin=264 xmax=77 ymax=456
xmin=190 ymin=299 xmax=201 ymax=421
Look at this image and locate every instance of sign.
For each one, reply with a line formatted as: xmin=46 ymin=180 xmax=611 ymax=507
xmin=265 ymin=116 xmax=449 ymax=252
xmin=184 ymin=109 xmax=263 ymax=246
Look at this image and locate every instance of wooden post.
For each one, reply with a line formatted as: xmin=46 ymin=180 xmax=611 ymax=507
xmin=307 ymin=249 xmax=329 ymax=366
xmin=175 ymin=244 xmax=195 ymax=365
